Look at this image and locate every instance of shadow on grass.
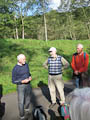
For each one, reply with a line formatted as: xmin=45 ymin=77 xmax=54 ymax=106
xmin=0 ymin=84 xmax=3 ymax=100
xmin=0 ymin=84 xmax=5 ymax=119
xmin=42 ymin=47 xmax=72 ymax=62
xmin=0 ymin=39 xmax=36 ymax=72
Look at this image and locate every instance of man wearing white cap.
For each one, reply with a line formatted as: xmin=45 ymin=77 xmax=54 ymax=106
xmin=43 ymin=47 xmax=69 ymax=108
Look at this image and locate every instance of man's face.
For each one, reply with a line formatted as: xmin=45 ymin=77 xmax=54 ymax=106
xmin=49 ymin=51 xmax=56 ymax=56
xmin=19 ymin=56 xmax=26 ymax=65
xmin=77 ymin=46 xmax=83 ymax=54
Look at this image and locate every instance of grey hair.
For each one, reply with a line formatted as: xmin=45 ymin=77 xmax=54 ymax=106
xmin=77 ymin=43 xmax=83 ymax=49
xmin=66 ymin=88 xmax=90 ymax=120
xmin=17 ymin=54 xmax=25 ymax=61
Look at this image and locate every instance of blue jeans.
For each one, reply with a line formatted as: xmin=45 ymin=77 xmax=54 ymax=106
xmin=17 ymin=84 xmax=32 ymax=117
xmin=75 ymin=77 xmax=79 ymax=88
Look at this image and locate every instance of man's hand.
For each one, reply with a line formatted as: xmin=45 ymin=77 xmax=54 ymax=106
xmin=29 ymin=76 xmax=32 ymax=81
xmin=74 ymin=71 xmax=79 ymax=75
xmin=21 ymin=78 xmax=30 ymax=84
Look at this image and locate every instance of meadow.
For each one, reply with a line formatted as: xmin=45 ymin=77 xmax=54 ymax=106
xmin=0 ymin=39 xmax=90 ymax=94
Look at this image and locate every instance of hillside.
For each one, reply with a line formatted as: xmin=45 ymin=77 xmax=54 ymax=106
xmin=0 ymin=39 xmax=90 ymax=94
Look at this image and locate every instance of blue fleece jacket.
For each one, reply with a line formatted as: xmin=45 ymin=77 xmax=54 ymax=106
xmin=12 ymin=63 xmax=31 ymax=84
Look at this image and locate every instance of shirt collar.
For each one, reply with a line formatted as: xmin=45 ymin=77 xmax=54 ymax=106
xmin=17 ymin=62 xmax=23 ymax=66
xmin=51 ymin=55 xmax=58 ymax=60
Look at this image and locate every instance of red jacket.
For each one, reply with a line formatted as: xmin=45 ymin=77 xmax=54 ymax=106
xmin=71 ymin=52 xmax=89 ymax=73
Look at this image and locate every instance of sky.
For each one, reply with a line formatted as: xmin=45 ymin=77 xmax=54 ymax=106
xmin=28 ymin=0 xmax=61 ymax=15
xmin=49 ymin=0 xmax=71 ymax=12
xmin=48 ymin=0 xmax=90 ymax=12
xmin=21 ymin=0 xmax=90 ymax=16
xmin=49 ymin=0 xmax=61 ymax=10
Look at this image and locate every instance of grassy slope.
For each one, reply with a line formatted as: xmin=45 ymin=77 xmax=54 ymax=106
xmin=0 ymin=39 xmax=90 ymax=94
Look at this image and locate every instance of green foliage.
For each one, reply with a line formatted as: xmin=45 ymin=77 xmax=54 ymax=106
xmin=0 ymin=39 xmax=90 ymax=94
xmin=0 ymin=0 xmax=15 ymax=38
xmin=0 ymin=0 xmax=90 ymax=40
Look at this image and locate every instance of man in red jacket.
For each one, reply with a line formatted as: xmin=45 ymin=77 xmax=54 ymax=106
xmin=71 ymin=44 xmax=89 ymax=88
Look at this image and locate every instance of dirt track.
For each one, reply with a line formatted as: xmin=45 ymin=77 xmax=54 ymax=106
xmin=0 ymin=81 xmax=75 ymax=120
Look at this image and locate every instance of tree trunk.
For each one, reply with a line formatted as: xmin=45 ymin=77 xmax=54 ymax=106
xmin=85 ymin=23 xmax=90 ymax=40
xmin=14 ymin=16 xmax=18 ymax=39
xmin=44 ymin=13 xmax=47 ymax=42
xmin=22 ymin=17 xmax=24 ymax=39
xmin=69 ymin=31 xmax=73 ymax=40
xmin=82 ymin=8 xmax=90 ymax=40
xmin=16 ymin=26 xmax=19 ymax=39
xmin=68 ymin=15 xmax=76 ymax=40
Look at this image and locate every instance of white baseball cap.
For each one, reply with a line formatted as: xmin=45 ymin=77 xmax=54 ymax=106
xmin=48 ymin=47 xmax=57 ymax=52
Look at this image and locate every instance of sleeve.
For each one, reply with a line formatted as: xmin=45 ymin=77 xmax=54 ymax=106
xmin=43 ymin=59 xmax=48 ymax=69
xmin=61 ymin=57 xmax=69 ymax=70
xmin=79 ymin=53 xmax=89 ymax=73
xmin=71 ymin=55 xmax=77 ymax=71
xmin=12 ymin=67 xmax=22 ymax=84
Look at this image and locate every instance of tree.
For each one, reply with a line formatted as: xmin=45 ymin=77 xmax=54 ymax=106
xmin=14 ymin=16 xmax=19 ymax=39
xmin=13 ymin=0 xmax=36 ymax=39
xmin=0 ymin=0 xmax=15 ymax=38
xmin=71 ymin=0 xmax=90 ymax=39
xmin=34 ymin=0 xmax=50 ymax=41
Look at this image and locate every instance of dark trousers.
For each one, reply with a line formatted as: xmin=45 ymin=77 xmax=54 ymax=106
xmin=73 ymin=71 xmax=89 ymax=88
xmin=17 ymin=84 xmax=32 ymax=117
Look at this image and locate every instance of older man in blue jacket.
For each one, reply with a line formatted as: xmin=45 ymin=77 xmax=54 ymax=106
xmin=12 ymin=54 xmax=32 ymax=120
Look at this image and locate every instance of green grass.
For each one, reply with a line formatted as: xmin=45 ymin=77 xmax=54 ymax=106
xmin=0 ymin=39 xmax=90 ymax=94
